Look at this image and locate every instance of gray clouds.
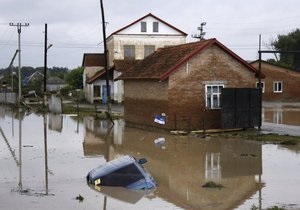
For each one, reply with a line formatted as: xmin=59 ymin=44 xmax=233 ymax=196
xmin=0 ymin=0 xmax=299 ymax=69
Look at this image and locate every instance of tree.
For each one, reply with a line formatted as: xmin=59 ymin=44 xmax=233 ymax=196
xmin=65 ymin=67 xmax=83 ymax=89
xmin=270 ymin=29 xmax=300 ymax=70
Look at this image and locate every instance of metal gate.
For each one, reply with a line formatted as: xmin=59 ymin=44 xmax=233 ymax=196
xmin=221 ymin=88 xmax=261 ymax=129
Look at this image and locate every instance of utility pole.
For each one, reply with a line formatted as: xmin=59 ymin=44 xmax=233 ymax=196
xmin=43 ymin=23 xmax=53 ymax=109
xmin=192 ymin=22 xmax=206 ymax=41
xmin=100 ymin=0 xmax=111 ymax=114
xmin=9 ymin=23 xmax=29 ymax=106
xmin=8 ymin=49 xmax=19 ymax=92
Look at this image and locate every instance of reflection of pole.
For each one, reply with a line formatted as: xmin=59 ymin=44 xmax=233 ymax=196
xmin=259 ymin=175 xmax=262 ymax=210
xmin=18 ymin=111 xmax=23 ymax=191
xmin=43 ymin=114 xmax=49 ymax=195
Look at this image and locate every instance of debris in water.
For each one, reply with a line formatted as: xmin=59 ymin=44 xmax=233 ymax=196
xmin=76 ymin=194 xmax=84 ymax=202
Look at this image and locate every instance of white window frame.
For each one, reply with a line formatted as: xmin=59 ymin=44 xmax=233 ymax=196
xmin=273 ymin=81 xmax=283 ymax=93
xmin=256 ymin=81 xmax=265 ymax=93
xmin=205 ymin=84 xmax=224 ymax=109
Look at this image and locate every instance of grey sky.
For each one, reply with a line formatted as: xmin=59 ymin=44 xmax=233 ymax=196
xmin=0 ymin=0 xmax=299 ymax=69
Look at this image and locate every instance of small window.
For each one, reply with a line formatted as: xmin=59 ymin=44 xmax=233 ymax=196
xmin=144 ymin=45 xmax=155 ymax=57
xmin=141 ymin=22 xmax=147 ymax=32
xmin=205 ymin=84 xmax=224 ymax=109
xmin=124 ymin=45 xmax=135 ymax=59
xmin=93 ymin=85 xmax=101 ymax=97
xmin=273 ymin=81 xmax=282 ymax=93
xmin=153 ymin=22 xmax=159 ymax=32
xmin=256 ymin=81 xmax=265 ymax=93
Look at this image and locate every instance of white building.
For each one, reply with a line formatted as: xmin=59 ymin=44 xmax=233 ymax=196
xmin=83 ymin=13 xmax=187 ymax=104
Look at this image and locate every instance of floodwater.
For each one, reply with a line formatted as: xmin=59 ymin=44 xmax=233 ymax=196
xmin=0 ymin=105 xmax=300 ymax=210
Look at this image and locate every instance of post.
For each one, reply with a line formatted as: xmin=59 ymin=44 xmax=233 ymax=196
xmin=258 ymin=34 xmax=262 ymax=129
xmin=99 ymin=0 xmax=111 ymax=114
xmin=9 ymin=23 xmax=29 ymax=106
xmin=44 ymin=23 xmax=47 ymax=109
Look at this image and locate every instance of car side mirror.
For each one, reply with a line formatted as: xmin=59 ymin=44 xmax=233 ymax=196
xmin=138 ymin=158 xmax=147 ymax=165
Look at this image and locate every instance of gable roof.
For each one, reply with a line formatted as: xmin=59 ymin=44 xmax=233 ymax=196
xmin=118 ymin=38 xmax=260 ymax=81
xmin=107 ymin=13 xmax=187 ymax=38
xmin=82 ymin=53 xmax=105 ymax=67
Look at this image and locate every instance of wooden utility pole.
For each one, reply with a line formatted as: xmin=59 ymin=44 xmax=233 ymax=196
xmin=100 ymin=0 xmax=111 ymax=114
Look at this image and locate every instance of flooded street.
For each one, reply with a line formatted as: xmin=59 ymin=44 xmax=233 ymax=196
xmin=1 ymin=105 xmax=300 ymax=210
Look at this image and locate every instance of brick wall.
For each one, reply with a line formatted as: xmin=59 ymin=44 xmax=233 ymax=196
xmin=124 ymin=45 xmax=257 ymax=130
xmin=251 ymin=62 xmax=300 ymax=101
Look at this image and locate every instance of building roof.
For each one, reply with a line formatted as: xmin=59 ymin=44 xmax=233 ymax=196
xmin=86 ymin=69 xmax=106 ymax=84
xmin=107 ymin=13 xmax=187 ymax=39
xmin=118 ymin=38 xmax=260 ymax=81
xmin=113 ymin=59 xmax=141 ymax=72
xmin=47 ymin=76 xmax=66 ymax=85
xmin=82 ymin=53 xmax=105 ymax=67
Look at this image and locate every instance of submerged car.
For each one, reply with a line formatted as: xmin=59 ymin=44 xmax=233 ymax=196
xmin=86 ymin=155 xmax=156 ymax=190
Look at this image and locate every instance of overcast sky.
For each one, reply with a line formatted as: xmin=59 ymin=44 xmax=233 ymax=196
xmin=0 ymin=0 xmax=299 ymax=69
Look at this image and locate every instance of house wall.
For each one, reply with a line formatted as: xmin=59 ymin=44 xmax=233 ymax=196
xmin=124 ymin=45 xmax=257 ymax=130
xmin=85 ymin=79 xmax=114 ymax=104
xmin=251 ymin=62 xmax=300 ymax=101
xmin=124 ymin=80 xmax=169 ymax=127
xmin=107 ymin=35 xmax=186 ymax=66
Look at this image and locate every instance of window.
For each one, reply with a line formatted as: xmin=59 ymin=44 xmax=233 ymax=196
xmin=144 ymin=45 xmax=155 ymax=57
xmin=273 ymin=81 xmax=282 ymax=93
xmin=124 ymin=45 xmax=135 ymax=59
xmin=205 ymin=84 xmax=224 ymax=109
xmin=153 ymin=22 xmax=159 ymax=32
xmin=256 ymin=81 xmax=265 ymax=93
xmin=141 ymin=21 xmax=147 ymax=32
xmin=93 ymin=85 xmax=101 ymax=97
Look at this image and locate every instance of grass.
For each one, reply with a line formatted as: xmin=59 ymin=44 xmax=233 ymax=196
xmin=216 ymin=129 xmax=299 ymax=144
xmin=202 ymin=181 xmax=224 ymax=189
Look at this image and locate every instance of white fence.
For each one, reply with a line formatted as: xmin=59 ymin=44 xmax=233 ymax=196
xmin=0 ymin=93 xmax=17 ymax=104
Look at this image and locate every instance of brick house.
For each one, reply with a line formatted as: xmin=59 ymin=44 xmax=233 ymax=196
xmin=117 ymin=39 xmax=260 ymax=130
xmin=250 ymin=60 xmax=300 ymax=101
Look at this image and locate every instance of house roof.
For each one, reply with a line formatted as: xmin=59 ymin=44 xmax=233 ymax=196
xmin=118 ymin=38 xmax=261 ymax=81
xmin=82 ymin=53 xmax=105 ymax=67
xmin=47 ymin=76 xmax=66 ymax=85
xmin=250 ymin=60 xmax=300 ymax=73
xmin=107 ymin=13 xmax=187 ymax=39
xmin=113 ymin=59 xmax=141 ymax=72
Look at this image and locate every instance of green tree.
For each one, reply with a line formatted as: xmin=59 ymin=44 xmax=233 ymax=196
xmin=65 ymin=67 xmax=83 ymax=89
xmin=270 ymin=29 xmax=300 ymax=70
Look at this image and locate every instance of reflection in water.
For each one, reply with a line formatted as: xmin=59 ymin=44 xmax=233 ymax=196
xmin=263 ymin=107 xmax=300 ymax=126
xmin=48 ymin=113 xmax=63 ymax=132
xmin=83 ymin=117 xmax=263 ymax=210
xmin=1 ymin=106 xmax=299 ymax=210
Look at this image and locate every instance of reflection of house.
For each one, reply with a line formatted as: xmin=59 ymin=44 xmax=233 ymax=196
xmin=82 ymin=117 xmax=124 ymax=156
xmin=118 ymin=39 xmax=260 ymax=130
xmin=83 ymin=13 xmax=187 ymax=104
xmin=113 ymin=126 xmax=262 ymax=210
xmin=46 ymin=76 xmax=67 ymax=92
xmin=251 ymin=60 xmax=300 ymax=101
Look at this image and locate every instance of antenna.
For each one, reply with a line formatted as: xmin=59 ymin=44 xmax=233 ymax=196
xmin=192 ymin=22 xmax=206 ymax=41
